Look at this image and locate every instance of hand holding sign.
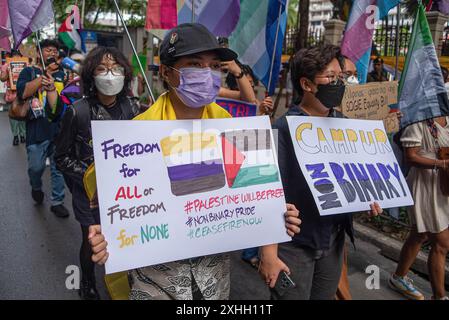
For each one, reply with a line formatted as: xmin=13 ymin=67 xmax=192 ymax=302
xmin=284 ymin=203 xmax=301 ymax=237
xmin=89 ymin=225 xmax=109 ymax=265
xmin=286 ymin=116 xmax=414 ymax=216
xmin=92 ymin=117 xmax=294 ymax=274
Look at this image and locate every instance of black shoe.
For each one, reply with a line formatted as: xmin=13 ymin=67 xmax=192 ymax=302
xmin=31 ymin=190 xmax=44 ymax=204
xmin=13 ymin=136 xmax=19 ymax=146
xmin=78 ymin=280 xmax=100 ymax=300
xmin=20 ymin=136 xmax=25 ymax=144
xmin=50 ymin=204 xmax=69 ymax=218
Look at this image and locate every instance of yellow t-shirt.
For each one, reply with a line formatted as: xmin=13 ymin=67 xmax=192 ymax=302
xmin=134 ymin=92 xmax=232 ymax=120
xmin=101 ymin=92 xmax=232 ymax=299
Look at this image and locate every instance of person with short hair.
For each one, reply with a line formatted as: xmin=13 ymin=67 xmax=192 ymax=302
xmin=259 ymin=44 xmax=382 ymax=300
xmin=88 ymin=23 xmax=301 ymax=300
xmin=16 ymin=38 xmax=69 ymax=218
xmin=220 ymin=61 xmax=274 ymax=116
xmin=367 ymin=57 xmax=390 ymax=82
xmin=0 ymin=50 xmax=26 ymax=145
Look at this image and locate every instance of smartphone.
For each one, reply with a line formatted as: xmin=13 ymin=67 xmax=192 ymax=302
xmin=44 ymin=57 xmax=57 ymax=77
xmin=273 ymin=271 xmax=296 ymax=296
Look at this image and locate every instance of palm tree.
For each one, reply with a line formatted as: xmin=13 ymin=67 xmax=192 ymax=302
xmin=295 ymin=0 xmax=310 ymax=51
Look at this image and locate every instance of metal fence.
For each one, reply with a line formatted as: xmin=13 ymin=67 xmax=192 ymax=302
xmin=374 ymin=14 xmax=449 ymax=57
xmin=283 ymin=27 xmax=324 ymax=54
xmin=372 ymin=13 xmax=413 ymax=57
xmin=441 ymin=22 xmax=449 ymax=56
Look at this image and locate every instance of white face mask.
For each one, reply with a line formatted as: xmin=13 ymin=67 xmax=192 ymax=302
xmin=346 ymin=75 xmax=359 ymax=85
xmin=94 ymin=72 xmax=125 ymax=96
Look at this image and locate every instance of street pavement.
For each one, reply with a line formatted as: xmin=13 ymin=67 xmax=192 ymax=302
xmin=0 ymin=111 xmax=441 ymax=300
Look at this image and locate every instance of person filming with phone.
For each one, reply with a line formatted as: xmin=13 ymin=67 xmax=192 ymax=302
xmin=16 ymin=39 xmax=69 ymax=218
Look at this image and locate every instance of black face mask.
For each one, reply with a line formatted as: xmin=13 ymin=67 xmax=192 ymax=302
xmin=314 ymin=79 xmax=346 ymax=109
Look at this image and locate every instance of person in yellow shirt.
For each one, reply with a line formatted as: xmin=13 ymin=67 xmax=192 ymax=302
xmin=88 ymin=23 xmax=301 ymax=300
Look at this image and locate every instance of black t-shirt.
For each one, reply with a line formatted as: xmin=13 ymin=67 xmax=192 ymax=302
xmin=103 ymin=102 xmax=123 ymax=120
xmin=16 ymin=66 xmax=66 ymax=146
xmin=273 ymin=105 xmax=353 ymax=251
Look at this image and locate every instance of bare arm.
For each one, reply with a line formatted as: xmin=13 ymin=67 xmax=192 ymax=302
xmin=0 ymin=67 xmax=8 ymax=82
xmin=234 ymin=73 xmax=256 ymax=103
xmin=41 ymin=74 xmax=58 ymax=109
xmin=220 ymin=61 xmax=256 ymax=103
xmin=405 ymin=146 xmax=447 ymax=169
xmin=22 ymin=76 xmax=42 ymax=99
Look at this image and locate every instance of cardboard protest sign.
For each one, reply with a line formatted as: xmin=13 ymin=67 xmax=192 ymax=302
xmin=286 ymin=116 xmax=413 ymax=216
xmin=383 ymin=112 xmax=400 ymax=134
xmin=341 ymin=82 xmax=399 ymax=133
xmin=92 ymin=116 xmax=289 ymax=274
xmin=5 ymin=57 xmax=28 ymax=90
xmin=216 ymin=97 xmax=257 ymax=117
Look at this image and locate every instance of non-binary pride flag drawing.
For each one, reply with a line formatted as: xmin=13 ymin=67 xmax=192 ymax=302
xmin=161 ymin=133 xmax=225 ymax=196
xmin=221 ymin=129 xmax=279 ymax=189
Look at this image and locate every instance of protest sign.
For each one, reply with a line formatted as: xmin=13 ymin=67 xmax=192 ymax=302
xmin=341 ymin=81 xmax=398 ymax=132
xmin=383 ymin=112 xmax=400 ymax=134
xmin=92 ymin=116 xmax=289 ymax=274
xmin=5 ymin=57 xmax=28 ymax=90
xmin=286 ymin=116 xmax=413 ymax=216
xmin=216 ymin=97 xmax=257 ymax=118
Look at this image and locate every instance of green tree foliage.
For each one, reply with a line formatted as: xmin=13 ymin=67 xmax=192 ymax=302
xmin=52 ymin=0 xmax=147 ymax=28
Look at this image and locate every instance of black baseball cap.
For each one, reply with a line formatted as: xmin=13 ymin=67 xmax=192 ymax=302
xmin=160 ymin=23 xmax=237 ymax=64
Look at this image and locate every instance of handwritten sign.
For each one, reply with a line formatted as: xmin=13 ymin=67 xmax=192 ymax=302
xmin=6 ymin=57 xmax=28 ymax=90
xmin=92 ymin=116 xmax=290 ymax=274
xmin=341 ymin=81 xmax=398 ymax=123
xmin=383 ymin=112 xmax=400 ymax=134
xmin=286 ymin=116 xmax=413 ymax=216
xmin=216 ymin=97 xmax=257 ymax=117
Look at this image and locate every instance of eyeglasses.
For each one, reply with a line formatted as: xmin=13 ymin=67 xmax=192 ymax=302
xmin=94 ymin=65 xmax=125 ymax=76
xmin=342 ymin=71 xmax=358 ymax=80
xmin=315 ymin=73 xmax=345 ymax=85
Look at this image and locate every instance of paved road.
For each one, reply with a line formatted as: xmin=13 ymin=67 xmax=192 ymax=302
xmin=0 ymin=111 xmax=439 ymax=300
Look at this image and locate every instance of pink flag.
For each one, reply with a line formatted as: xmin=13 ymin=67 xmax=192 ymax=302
xmin=145 ymin=0 xmax=177 ymax=30
xmin=0 ymin=0 xmax=11 ymax=51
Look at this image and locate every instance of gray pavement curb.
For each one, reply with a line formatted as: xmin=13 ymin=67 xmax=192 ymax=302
xmin=353 ymin=221 xmax=449 ymax=286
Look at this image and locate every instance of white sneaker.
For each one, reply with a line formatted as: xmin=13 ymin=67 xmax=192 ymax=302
xmin=431 ymin=296 xmax=449 ymax=300
xmin=388 ymin=273 xmax=425 ymax=300
xmin=45 ymin=157 xmax=50 ymax=167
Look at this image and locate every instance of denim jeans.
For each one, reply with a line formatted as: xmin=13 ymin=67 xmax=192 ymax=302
xmin=26 ymin=140 xmax=65 ymax=206
xmin=241 ymin=247 xmax=259 ymax=261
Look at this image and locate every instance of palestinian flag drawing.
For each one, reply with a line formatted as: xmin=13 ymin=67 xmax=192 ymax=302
xmin=161 ymin=133 xmax=226 ymax=196
xmin=58 ymin=5 xmax=85 ymax=52
xmin=221 ymin=129 xmax=279 ymax=188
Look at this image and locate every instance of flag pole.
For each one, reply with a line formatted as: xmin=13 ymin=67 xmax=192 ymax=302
xmin=394 ymin=3 xmax=400 ymax=80
xmin=81 ymin=0 xmax=86 ymax=28
xmin=267 ymin=3 xmax=283 ymax=96
xmin=35 ymin=31 xmax=46 ymax=70
xmin=112 ymin=0 xmax=155 ymax=103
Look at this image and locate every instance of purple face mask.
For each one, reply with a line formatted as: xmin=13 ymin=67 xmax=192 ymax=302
xmin=171 ymin=67 xmax=222 ymax=108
